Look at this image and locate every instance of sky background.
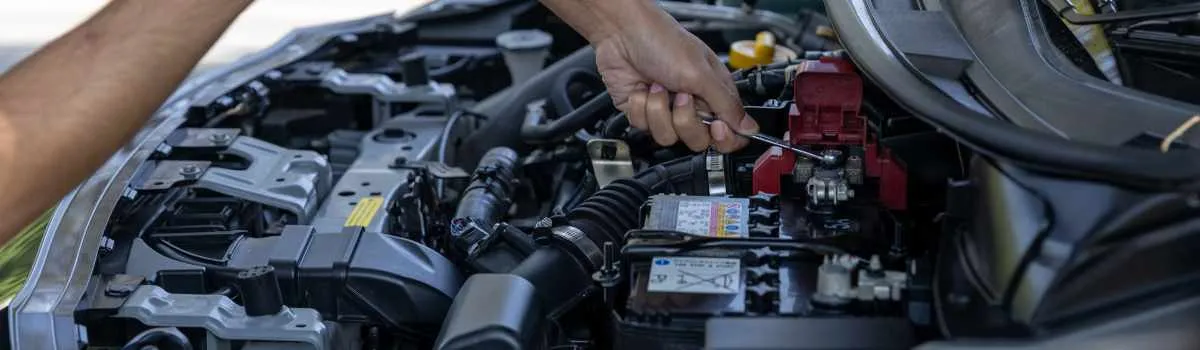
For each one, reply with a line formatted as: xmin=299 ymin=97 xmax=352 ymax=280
xmin=0 ymin=0 xmax=432 ymax=73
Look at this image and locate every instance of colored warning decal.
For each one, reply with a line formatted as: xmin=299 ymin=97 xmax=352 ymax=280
xmin=343 ymin=196 xmax=384 ymax=227
xmin=674 ymin=200 xmax=746 ymax=237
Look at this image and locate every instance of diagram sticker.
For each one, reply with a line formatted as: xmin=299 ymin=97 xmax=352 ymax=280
xmin=647 ymin=256 xmax=742 ymax=294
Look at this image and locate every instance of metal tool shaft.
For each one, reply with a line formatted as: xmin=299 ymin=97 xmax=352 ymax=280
xmin=699 ymin=118 xmax=825 ymax=161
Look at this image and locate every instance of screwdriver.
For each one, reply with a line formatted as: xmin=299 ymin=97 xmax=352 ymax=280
xmin=698 ymin=117 xmax=831 ymax=163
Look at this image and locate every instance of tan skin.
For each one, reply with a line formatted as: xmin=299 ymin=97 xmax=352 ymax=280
xmin=0 ymin=0 xmax=253 ymax=246
xmin=539 ymin=0 xmax=758 ymax=152
xmin=0 ymin=0 xmax=752 ymax=246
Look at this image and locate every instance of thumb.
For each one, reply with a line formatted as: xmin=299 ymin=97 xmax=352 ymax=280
xmin=695 ymin=74 xmax=756 ymax=134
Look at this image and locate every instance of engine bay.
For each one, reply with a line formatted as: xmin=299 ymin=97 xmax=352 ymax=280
xmin=12 ymin=1 xmax=1200 ymax=349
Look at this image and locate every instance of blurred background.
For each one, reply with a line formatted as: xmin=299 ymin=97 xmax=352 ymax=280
xmin=0 ymin=0 xmax=432 ymax=73
xmin=0 ymin=0 xmax=432 ymax=307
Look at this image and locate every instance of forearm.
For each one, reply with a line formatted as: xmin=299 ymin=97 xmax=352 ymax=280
xmin=0 ymin=0 xmax=251 ymax=244
xmin=539 ymin=0 xmax=668 ymax=43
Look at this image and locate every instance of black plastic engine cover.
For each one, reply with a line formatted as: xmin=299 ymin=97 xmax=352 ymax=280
xmin=252 ymin=225 xmax=463 ymax=331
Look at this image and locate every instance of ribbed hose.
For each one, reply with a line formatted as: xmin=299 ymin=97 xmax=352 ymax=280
xmin=452 ymin=147 xmax=518 ymax=230
xmin=436 ymin=158 xmax=710 ymax=350
xmin=449 ymin=147 xmax=518 ymax=258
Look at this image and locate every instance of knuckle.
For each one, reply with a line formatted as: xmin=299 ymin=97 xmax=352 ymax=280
xmin=646 ymin=99 xmax=667 ymax=116
xmin=654 ymin=132 xmax=677 ymax=146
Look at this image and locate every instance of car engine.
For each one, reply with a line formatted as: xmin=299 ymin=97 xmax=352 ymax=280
xmin=11 ymin=0 xmax=1200 ymax=349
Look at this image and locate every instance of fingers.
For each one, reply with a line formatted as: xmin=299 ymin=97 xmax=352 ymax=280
xmin=645 ymin=83 xmax=677 ymax=146
xmin=671 ymin=93 xmax=710 ymax=152
xmin=696 ymin=63 xmax=758 ymax=135
xmin=625 ymin=81 xmax=746 ymax=153
xmin=626 ymin=83 xmax=648 ymax=130
xmin=709 ymin=120 xmax=746 ymax=153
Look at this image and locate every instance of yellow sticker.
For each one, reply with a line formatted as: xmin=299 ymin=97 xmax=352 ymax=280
xmin=343 ymin=196 xmax=384 ymax=228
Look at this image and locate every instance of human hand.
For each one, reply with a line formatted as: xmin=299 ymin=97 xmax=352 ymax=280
xmin=592 ymin=10 xmax=758 ymax=153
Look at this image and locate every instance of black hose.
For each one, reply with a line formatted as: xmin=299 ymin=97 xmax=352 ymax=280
xmin=601 ymin=113 xmax=630 ymax=138
xmin=453 ymin=147 xmax=518 ymax=228
xmin=557 ymin=173 xmax=596 ymax=213
xmin=550 ymin=68 xmax=602 ymax=117
xmin=521 ymin=91 xmax=614 ymax=144
xmin=436 ymin=155 xmax=710 ymax=349
xmin=449 ymin=147 xmax=519 ymax=257
xmin=460 ymin=47 xmax=597 ymax=169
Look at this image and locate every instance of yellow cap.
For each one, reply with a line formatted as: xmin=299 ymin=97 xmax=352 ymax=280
xmin=729 ymin=32 xmax=791 ymax=69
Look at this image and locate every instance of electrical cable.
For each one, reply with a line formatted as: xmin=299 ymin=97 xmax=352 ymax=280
xmin=601 ymin=113 xmax=630 ymax=138
xmin=521 ymin=91 xmax=615 ymax=144
xmin=437 ymin=110 xmax=488 ymax=197
xmin=622 ymin=229 xmax=847 ymax=256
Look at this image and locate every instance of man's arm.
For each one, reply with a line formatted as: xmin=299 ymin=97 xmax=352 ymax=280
xmin=538 ymin=0 xmax=755 ymax=152
xmin=0 ymin=0 xmax=252 ymax=245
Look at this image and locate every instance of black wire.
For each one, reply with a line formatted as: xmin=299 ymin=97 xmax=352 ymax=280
xmin=602 ymin=113 xmax=630 ymax=138
xmin=437 ymin=110 xmax=488 ymax=197
xmin=622 ymin=229 xmax=848 ymax=255
xmin=559 ymin=172 xmax=596 ymax=212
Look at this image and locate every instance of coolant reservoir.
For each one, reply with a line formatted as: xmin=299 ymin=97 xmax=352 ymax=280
xmin=729 ymin=31 xmax=797 ymax=69
xmin=496 ymin=29 xmax=553 ymax=86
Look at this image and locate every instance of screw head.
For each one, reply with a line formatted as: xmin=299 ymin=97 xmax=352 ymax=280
xmin=208 ymin=132 xmax=232 ymax=145
xmin=179 ymin=164 xmax=202 ymax=177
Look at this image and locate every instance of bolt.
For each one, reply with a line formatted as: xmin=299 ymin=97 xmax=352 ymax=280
xmin=208 ymin=132 xmax=232 ymax=145
xmin=602 ymin=242 xmax=617 ymax=271
xmin=263 ymin=70 xmax=283 ymax=81
xmin=338 ymin=34 xmax=359 ymax=43
xmin=179 ymin=164 xmax=202 ymax=177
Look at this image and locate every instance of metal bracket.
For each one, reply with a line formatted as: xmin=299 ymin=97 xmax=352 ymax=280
xmin=586 ymin=139 xmax=635 ymax=187
xmin=311 ymin=114 xmax=446 ymax=233
xmin=165 ymin=128 xmax=243 ymax=148
xmin=706 ymin=150 xmax=728 ymax=196
xmin=133 ymin=161 xmax=213 ymax=191
xmin=116 ymin=285 xmax=332 ymax=350
xmin=320 ymin=69 xmax=456 ymax=123
xmin=392 ymin=161 xmax=470 ymax=180
xmin=197 ymin=136 xmax=331 ymax=223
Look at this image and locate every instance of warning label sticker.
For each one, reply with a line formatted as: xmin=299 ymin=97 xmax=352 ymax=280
xmin=675 ymin=201 xmax=715 ymax=235
xmin=647 ymin=257 xmax=742 ymax=294
xmin=644 ymin=195 xmax=750 ymax=238
xmin=343 ymin=196 xmax=384 ymax=228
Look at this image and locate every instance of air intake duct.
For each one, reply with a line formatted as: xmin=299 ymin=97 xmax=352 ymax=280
xmin=435 ymin=155 xmax=709 ymax=350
